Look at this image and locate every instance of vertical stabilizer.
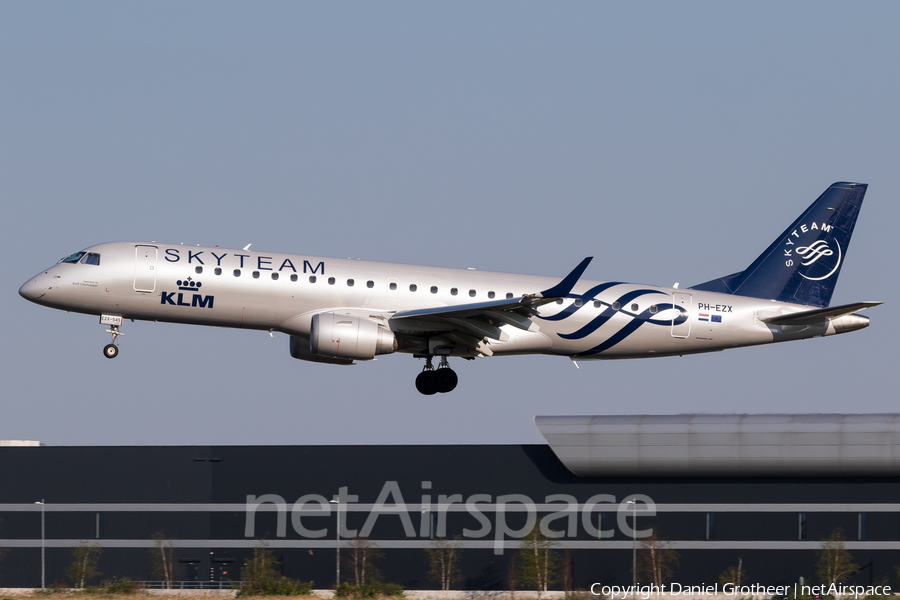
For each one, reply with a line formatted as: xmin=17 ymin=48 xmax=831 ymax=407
xmin=690 ymin=182 xmax=867 ymax=307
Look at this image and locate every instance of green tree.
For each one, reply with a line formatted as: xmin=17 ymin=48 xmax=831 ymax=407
xmin=719 ymin=556 xmax=745 ymax=587
xmin=240 ymin=539 xmax=312 ymax=596
xmin=149 ymin=532 xmax=176 ymax=588
xmin=507 ymin=554 xmax=519 ymax=598
xmin=425 ymin=536 xmax=463 ymax=591
xmin=816 ymin=528 xmax=858 ymax=587
xmin=636 ymin=532 xmax=679 ymax=587
xmin=518 ymin=527 xmax=559 ymax=596
xmin=65 ymin=541 xmax=102 ymax=588
xmin=344 ymin=537 xmax=384 ymax=586
xmin=558 ymin=549 xmax=574 ymax=595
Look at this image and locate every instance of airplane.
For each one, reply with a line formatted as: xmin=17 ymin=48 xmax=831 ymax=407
xmin=19 ymin=182 xmax=880 ymax=395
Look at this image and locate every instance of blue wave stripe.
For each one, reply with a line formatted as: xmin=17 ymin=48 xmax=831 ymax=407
xmin=576 ymin=314 xmax=649 ymax=355
xmin=558 ymin=310 xmax=616 ymax=340
xmin=557 ymin=289 xmax=666 ymax=340
xmin=575 ymin=304 xmax=687 ymax=357
xmin=536 ymin=282 xmax=624 ymax=322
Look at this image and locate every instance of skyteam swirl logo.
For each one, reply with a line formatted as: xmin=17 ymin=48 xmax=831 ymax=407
xmin=796 ymin=240 xmax=833 ymax=266
xmin=783 ymin=221 xmax=842 ymax=281
xmin=536 ymin=283 xmax=686 ymax=357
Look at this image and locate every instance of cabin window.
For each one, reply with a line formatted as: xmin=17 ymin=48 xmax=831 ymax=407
xmin=328 ymin=277 xmax=335 ymax=285
xmin=291 ymin=274 xmax=298 ymax=282
xmin=389 ymin=282 xmax=397 ymax=291
xmin=367 ymin=281 xmax=374 ymax=288
xmin=506 ymin=293 xmax=513 ymax=299
xmin=469 ymin=290 xmax=476 ymax=297
xmin=410 ymin=284 xmax=417 ymax=292
xmin=60 ymin=251 xmax=85 ymax=264
xmin=309 ymin=276 xmax=316 ymax=283
xmin=488 ymin=291 xmax=495 ymax=299
xmin=451 ymin=288 xmax=458 ymax=296
xmin=612 ymin=302 xmax=620 ymax=310
xmin=195 ymin=266 xmax=203 ymax=274
xmin=233 ymin=270 xmax=241 ymax=277
xmin=593 ymin=300 xmax=601 ymax=308
xmin=631 ymin=303 xmax=638 ymax=311
xmin=556 ymin=299 xmax=563 ymax=305
xmin=271 ymin=273 xmax=279 ymax=281
xmin=431 ymin=286 xmax=438 ymax=294
xmin=215 ymin=267 xmax=222 ymax=276
xmin=574 ymin=299 xmax=583 ymax=307
xmin=347 ymin=279 xmax=354 ymax=287
xmin=252 ymin=271 xmax=260 ymax=279
xmin=650 ymin=305 xmax=658 ymax=314
xmin=82 ymin=253 xmax=101 ymax=266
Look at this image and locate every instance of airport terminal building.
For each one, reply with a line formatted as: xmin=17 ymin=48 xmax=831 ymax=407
xmin=2 ymin=414 xmax=900 ymax=590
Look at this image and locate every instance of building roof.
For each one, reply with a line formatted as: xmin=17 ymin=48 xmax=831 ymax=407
xmin=535 ymin=414 xmax=900 ymax=476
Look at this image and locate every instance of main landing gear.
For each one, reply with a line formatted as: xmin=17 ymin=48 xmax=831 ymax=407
xmin=415 ymin=356 xmax=458 ymax=395
xmin=103 ymin=325 xmax=122 ymax=359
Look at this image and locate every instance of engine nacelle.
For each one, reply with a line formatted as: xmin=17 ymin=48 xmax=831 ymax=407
xmin=289 ymin=335 xmax=354 ymax=365
xmin=310 ymin=313 xmax=396 ymax=361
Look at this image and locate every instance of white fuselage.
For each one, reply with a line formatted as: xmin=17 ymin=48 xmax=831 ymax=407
xmin=19 ymin=241 xmax=843 ymax=360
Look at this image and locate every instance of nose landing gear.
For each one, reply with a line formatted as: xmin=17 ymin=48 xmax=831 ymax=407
xmin=415 ymin=356 xmax=458 ymax=395
xmin=103 ymin=325 xmax=123 ymax=359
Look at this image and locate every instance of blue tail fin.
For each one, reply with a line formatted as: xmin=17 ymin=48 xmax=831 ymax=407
xmin=689 ymin=182 xmax=867 ymax=307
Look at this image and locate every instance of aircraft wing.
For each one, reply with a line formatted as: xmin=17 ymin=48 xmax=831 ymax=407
xmin=760 ymin=301 xmax=883 ymax=325
xmin=389 ymin=257 xmax=592 ymax=356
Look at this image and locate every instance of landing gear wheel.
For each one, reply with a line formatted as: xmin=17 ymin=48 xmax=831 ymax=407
xmin=103 ymin=323 xmax=123 ymax=359
xmin=415 ymin=370 xmax=438 ymax=395
xmin=433 ymin=368 xmax=458 ymax=393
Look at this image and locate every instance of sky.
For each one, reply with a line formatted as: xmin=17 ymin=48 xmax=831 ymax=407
xmin=2 ymin=2 xmax=899 ymax=447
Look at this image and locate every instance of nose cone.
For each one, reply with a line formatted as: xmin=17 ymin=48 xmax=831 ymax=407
xmin=19 ymin=274 xmax=47 ymax=303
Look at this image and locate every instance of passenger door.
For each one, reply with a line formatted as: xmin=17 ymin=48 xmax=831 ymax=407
xmin=671 ymin=292 xmax=692 ymax=338
xmin=133 ymin=245 xmax=158 ymax=292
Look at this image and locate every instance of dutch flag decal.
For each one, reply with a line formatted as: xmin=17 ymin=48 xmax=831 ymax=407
xmin=698 ymin=313 xmax=709 ymax=322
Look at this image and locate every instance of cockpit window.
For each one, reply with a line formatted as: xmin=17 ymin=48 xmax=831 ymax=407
xmin=59 ymin=251 xmax=85 ymax=264
xmin=81 ymin=253 xmax=100 ymax=265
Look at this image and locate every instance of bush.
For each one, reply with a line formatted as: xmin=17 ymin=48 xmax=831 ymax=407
xmin=238 ymin=540 xmax=314 ymax=596
xmin=335 ymin=581 xmax=405 ymax=598
xmin=238 ymin=574 xmax=313 ymax=596
xmin=104 ymin=577 xmax=140 ymax=594
xmin=49 ymin=580 xmax=71 ymax=593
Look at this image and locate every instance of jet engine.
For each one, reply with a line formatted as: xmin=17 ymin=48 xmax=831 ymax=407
xmin=309 ymin=313 xmax=396 ymax=361
xmin=289 ymin=335 xmax=354 ymax=365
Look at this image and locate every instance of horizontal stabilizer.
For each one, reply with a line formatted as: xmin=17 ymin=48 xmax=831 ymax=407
xmin=761 ymin=301 xmax=882 ymax=325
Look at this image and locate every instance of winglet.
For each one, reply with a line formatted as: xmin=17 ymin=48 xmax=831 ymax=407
xmin=539 ymin=257 xmax=593 ymax=298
